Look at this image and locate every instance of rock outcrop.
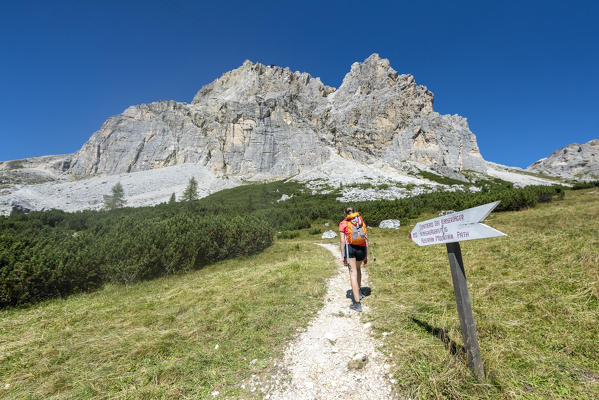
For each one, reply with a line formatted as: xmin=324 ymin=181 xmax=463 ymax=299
xmin=66 ymin=54 xmax=487 ymax=179
xmin=378 ymin=219 xmax=401 ymax=229
xmin=527 ymin=139 xmax=599 ymax=180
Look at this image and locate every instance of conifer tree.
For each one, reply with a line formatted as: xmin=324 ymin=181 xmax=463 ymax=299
xmin=103 ymin=182 xmax=126 ymax=210
xmin=182 ymin=177 xmax=199 ymax=202
xmin=169 ymin=192 xmax=176 ymax=204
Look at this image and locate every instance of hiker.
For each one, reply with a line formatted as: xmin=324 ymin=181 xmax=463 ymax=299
xmin=339 ymin=206 xmax=369 ymax=312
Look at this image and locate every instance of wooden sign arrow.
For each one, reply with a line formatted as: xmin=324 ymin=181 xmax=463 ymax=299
xmin=408 ymin=201 xmax=507 ymax=379
xmin=409 ymin=201 xmax=506 ymax=246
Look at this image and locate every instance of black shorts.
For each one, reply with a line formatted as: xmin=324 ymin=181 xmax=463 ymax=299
xmin=344 ymin=244 xmax=366 ymax=261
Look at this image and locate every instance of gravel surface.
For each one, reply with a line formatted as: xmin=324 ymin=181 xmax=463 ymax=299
xmin=484 ymin=161 xmax=561 ymax=187
xmin=243 ymin=243 xmax=398 ymax=399
xmin=0 ymin=164 xmax=241 ymax=215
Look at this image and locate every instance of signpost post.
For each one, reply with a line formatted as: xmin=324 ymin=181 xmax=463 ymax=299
xmin=409 ymin=201 xmax=506 ymax=378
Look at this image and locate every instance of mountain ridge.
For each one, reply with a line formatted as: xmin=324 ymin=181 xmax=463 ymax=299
xmin=527 ymin=138 xmax=599 ymax=180
xmin=0 ymin=54 xmax=575 ymax=215
xmin=60 ymin=53 xmax=485 ymax=179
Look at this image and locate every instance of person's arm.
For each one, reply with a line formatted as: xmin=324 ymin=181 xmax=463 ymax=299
xmin=364 ymin=236 xmax=369 ymax=264
xmin=339 ymin=232 xmax=346 ymax=264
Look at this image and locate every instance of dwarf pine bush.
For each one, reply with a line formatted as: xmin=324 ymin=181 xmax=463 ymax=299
xmin=0 ymin=208 xmax=272 ymax=307
xmin=0 ymin=181 xmax=565 ymax=307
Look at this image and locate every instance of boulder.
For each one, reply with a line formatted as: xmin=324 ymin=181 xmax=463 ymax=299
xmin=10 ymin=200 xmax=32 ymax=215
xmin=439 ymin=210 xmax=456 ymax=216
xmin=277 ymin=194 xmax=293 ymax=202
xmin=321 ymin=230 xmax=337 ymax=239
xmin=378 ymin=219 xmax=400 ymax=229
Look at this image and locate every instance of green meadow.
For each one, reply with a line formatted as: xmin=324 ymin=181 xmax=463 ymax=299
xmin=0 ymin=242 xmax=336 ymax=399
xmin=367 ymin=188 xmax=599 ymax=399
xmin=1 ymin=187 xmax=598 ymax=399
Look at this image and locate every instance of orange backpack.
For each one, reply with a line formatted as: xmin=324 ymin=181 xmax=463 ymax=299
xmin=345 ymin=212 xmax=367 ymax=245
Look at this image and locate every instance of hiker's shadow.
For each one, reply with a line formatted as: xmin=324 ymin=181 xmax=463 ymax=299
xmin=346 ymin=286 xmax=371 ymax=299
xmin=410 ymin=317 xmax=466 ymax=358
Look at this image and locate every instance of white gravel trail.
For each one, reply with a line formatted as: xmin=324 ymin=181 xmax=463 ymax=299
xmin=247 ymin=243 xmax=397 ymax=399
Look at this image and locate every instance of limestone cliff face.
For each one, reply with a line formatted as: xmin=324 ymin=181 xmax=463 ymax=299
xmin=67 ymin=54 xmax=486 ymax=178
xmin=527 ymin=139 xmax=599 ymax=180
xmin=316 ymin=55 xmax=485 ymax=175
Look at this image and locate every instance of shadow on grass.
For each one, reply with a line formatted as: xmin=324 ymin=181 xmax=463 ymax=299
xmin=410 ymin=317 xmax=466 ymax=358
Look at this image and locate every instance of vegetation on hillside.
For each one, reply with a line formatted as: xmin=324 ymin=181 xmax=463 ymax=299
xmin=418 ymin=170 xmax=468 ymax=186
xmin=1 ymin=180 xmax=566 ymax=307
xmin=103 ymin=182 xmax=126 ymax=210
xmin=197 ymin=179 xmax=564 ymax=229
xmin=571 ymin=180 xmax=599 ymax=190
xmin=182 ymin=177 xmax=199 ymax=201
xmin=0 ymin=182 xmax=597 ymax=398
xmin=0 ymin=209 xmax=272 ymax=307
xmin=367 ymin=189 xmax=599 ymax=399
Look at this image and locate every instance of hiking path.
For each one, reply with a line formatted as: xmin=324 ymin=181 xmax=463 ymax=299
xmin=243 ymin=242 xmax=397 ymax=399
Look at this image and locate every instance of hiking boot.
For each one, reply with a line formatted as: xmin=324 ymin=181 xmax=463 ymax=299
xmin=349 ymin=302 xmax=363 ymax=312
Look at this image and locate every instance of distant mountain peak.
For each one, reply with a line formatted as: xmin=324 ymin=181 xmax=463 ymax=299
xmin=527 ymin=138 xmax=599 ymax=180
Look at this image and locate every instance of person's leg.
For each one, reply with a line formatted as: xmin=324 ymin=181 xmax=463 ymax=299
xmin=345 ymin=245 xmax=352 ymax=288
xmin=349 ymin=257 xmax=361 ymax=303
xmin=356 ymin=260 xmax=362 ymax=289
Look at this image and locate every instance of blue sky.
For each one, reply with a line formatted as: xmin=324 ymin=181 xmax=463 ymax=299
xmin=1 ymin=0 xmax=597 ymax=168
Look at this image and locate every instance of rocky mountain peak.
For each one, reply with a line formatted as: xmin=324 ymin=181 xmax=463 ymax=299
xmin=44 ymin=55 xmax=487 ymax=179
xmin=345 ymin=53 xmax=396 ymax=87
xmin=527 ymin=138 xmax=599 ymax=180
xmin=192 ymin=59 xmax=334 ymax=105
xmin=333 ymin=54 xmax=433 ymax=114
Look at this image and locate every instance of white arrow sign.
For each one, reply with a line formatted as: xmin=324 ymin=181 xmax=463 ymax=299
xmin=410 ymin=201 xmax=506 ymax=246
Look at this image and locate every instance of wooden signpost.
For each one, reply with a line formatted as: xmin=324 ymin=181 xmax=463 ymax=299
xmin=409 ymin=201 xmax=506 ymax=378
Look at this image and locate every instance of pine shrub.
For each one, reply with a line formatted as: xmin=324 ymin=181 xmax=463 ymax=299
xmin=0 ymin=209 xmax=272 ymax=307
xmin=0 ymin=180 xmax=566 ymax=307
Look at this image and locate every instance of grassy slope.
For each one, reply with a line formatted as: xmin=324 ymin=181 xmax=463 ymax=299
xmin=1 ymin=188 xmax=598 ymax=399
xmin=367 ymin=189 xmax=599 ymax=399
xmin=0 ymin=242 xmax=336 ymax=399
